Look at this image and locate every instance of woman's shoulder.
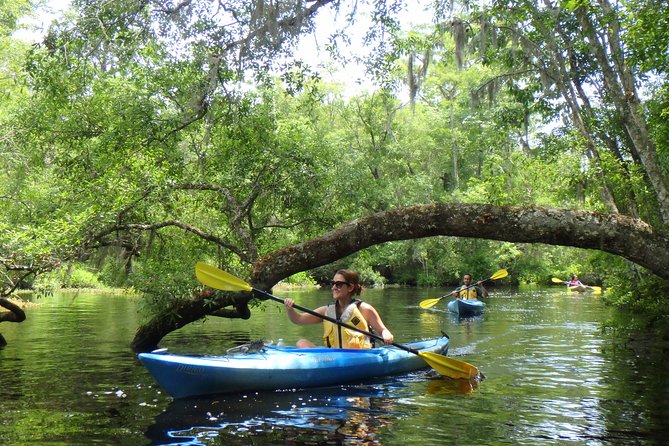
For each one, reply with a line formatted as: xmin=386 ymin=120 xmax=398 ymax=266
xmin=357 ymin=301 xmax=377 ymax=312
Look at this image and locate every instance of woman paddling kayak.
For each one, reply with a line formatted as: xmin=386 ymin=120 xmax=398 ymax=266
xmin=566 ymin=274 xmax=589 ymax=292
xmin=567 ymin=274 xmax=584 ymax=288
xmin=284 ymin=269 xmax=394 ymax=349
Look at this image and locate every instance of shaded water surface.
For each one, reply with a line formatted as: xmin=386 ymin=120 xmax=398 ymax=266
xmin=1 ymin=287 xmax=668 ymax=445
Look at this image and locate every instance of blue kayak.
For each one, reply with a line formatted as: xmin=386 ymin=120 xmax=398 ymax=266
xmin=138 ymin=337 xmax=449 ymax=399
xmin=447 ymin=299 xmax=485 ymax=316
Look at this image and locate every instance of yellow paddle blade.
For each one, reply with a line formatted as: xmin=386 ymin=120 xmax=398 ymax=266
xmin=195 ymin=262 xmax=253 ymax=292
xmin=419 ymin=297 xmax=444 ymax=309
xmin=419 ymin=351 xmax=479 ymax=380
xmin=590 ymin=286 xmax=602 ymax=294
xmin=490 ymin=269 xmax=509 ymax=280
xmin=551 ymin=277 xmax=565 ymax=284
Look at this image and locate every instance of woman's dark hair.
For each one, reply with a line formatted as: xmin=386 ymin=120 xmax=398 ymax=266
xmin=335 ymin=269 xmax=362 ymax=296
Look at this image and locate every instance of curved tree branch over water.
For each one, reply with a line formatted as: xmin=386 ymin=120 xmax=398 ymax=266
xmin=131 ymin=203 xmax=669 ymax=351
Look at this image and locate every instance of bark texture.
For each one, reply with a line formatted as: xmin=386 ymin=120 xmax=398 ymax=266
xmin=252 ymin=203 xmax=668 ymax=284
xmin=131 ymin=203 xmax=669 ymax=352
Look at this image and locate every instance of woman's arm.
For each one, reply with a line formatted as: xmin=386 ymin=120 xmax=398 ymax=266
xmin=284 ymin=299 xmax=325 ymax=325
xmin=360 ymin=303 xmax=394 ymax=345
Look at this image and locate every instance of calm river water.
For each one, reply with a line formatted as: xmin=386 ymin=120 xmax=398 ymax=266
xmin=1 ymin=286 xmax=668 ymax=445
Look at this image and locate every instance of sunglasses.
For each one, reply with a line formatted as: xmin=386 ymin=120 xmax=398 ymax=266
xmin=330 ymin=280 xmax=350 ymax=288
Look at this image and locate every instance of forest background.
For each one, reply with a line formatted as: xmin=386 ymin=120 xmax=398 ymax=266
xmin=2 ymin=0 xmax=668 ymax=343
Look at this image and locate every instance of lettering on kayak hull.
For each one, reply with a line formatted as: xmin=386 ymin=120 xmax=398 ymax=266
xmin=175 ymin=364 xmax=206 ymax=375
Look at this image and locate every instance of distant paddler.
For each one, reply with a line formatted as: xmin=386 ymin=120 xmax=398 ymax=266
xmin=551 ymin=274 xmax=602 ymax=294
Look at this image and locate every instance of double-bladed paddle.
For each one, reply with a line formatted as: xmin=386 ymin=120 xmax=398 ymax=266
xmin=551 ymin=277 xmax=602 ymax=294
xmin=195 ymin=262 xmax=480 ymax=380
xmin=419 ymin=269 xmax=509 ymax=309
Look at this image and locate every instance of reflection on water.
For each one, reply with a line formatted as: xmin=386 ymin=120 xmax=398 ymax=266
xmin=145 ymin=383 xmax=406 ymax=445
xmin=424 ymin=373 xmax=479 ymax=396
xmin=143 ymin=369 xmax=480 ymax=445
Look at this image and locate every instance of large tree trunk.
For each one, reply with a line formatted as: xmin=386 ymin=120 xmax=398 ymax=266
xmin=251 ymin=203 xmax=668 ymax=285
xmin=131 ymin=203 xmax=669 ymax=352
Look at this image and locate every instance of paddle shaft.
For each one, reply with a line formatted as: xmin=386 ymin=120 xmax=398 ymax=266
xmin=253 ymin=288 xmax=421 ymax=354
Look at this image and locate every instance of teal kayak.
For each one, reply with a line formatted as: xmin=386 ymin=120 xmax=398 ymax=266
xmin=447 ymin=299 xmax=485 ymax=316
xmin=138 ymin=336 xmax=449 ymax=399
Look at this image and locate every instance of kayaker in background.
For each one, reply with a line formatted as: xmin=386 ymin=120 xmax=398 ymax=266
xmin=454 ymin=273 xmax=488 ymax=300
xmin=284 ymin=269 xmax=394 ymax=349
xmin=567 ymin=274 xmax=584 ymax=287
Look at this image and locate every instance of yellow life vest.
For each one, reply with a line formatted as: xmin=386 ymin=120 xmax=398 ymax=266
xmin=322 ymin=301 xmax=373 ymax=349
xmin=458 ymin=286 xmax=479 ymax=300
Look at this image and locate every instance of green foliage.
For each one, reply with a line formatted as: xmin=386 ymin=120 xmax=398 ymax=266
xmin=284 ymin=271 xmax=316 ymax=286
xmin=601 ymin=265 xmax=669 ymax=321
xmin=29 ymin=263 xmax=107 ymax=297
xmin=60 ymin=266 xmax=104 ymax=289
xmin=347 ymin=250 xmax=388 ymax=287
xmin=644 ymin=83 xmax=669 ymax=221
xmin=37 ymin=264 xmax=105 ymax=289
xmin=125 ymin=229 xmax=221 ymax=313
xmin=623 ymin=0 xmax=669 ymax=74
xmin=95 ymin=251 xmax=132 ymax=288
xmin=31 ymin=274 xmax=57 ymax=297
xmin=129 ymin=257 xmax=198 ymax=318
